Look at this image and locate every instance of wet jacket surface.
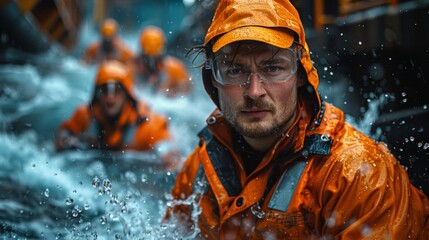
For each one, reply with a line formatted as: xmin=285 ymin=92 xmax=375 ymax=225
xmin=59 ymin=101 xmax=169 ymax=151
xmin=165 ymin=0 xmax=429 ymax=238
xmin=168 ymin=102 xmax=429 ymax=239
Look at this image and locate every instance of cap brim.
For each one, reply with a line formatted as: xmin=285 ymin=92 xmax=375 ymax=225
xmin=212 ymin=26 xmax=295 ymax=53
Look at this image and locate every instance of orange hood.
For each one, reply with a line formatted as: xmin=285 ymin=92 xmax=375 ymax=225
xmin=202 ymin=0 xmax=321 ymax=124
xmin=92 ymin=60 xmax=137 ymax=105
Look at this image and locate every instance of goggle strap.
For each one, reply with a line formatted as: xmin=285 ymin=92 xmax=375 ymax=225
xmin=204 ymin=58 xmax=212 ymax=70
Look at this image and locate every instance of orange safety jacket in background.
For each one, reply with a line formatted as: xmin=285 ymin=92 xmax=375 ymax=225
xmin=83 ymin=38 xmax=135 ymax=66
xmin=58 ymin=101 xmax=169 ymax=151
xmin=134 ymin=55 xmax=192 ymax=97
xmin=166 ymin=101 xmax=429 ymax=239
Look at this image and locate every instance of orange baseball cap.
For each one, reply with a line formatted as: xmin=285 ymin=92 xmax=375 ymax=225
xmin=205 ymin=0 xmax=302 ymax=53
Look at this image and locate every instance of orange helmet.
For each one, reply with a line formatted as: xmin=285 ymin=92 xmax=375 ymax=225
xmin=95 ymin=60 xmax=135 ymax=99
xmin=139 ymin=26 xmax=166 ymax=56
xmin=100 ymin=18 xmax=118 ymax=38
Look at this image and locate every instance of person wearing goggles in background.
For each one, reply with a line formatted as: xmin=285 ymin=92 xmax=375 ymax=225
xmin=54 ymin=61 xmax=178 ymax=167
xmin=163 ymin=0 xmax=429 ymax=239
xmin=133 ymin=25 xmax=192 ymax=98
xmin=82 ymin=18 xmax=134 ymax=66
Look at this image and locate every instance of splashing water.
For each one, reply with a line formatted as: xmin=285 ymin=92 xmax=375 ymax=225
xmin=0 ymin=49 xmax=213 ymax=239
xmin=345 ymin=94 xmax=389 ymax=139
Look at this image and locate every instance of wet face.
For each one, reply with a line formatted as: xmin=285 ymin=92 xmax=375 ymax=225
xmin=96 ymin=82 xmax=128 ymax=118
xmin=212 ymin=42 xmax=304 ymax=148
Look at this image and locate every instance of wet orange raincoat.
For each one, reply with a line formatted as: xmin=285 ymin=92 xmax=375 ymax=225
xmin=165 ymin=0 xmax=429 ymax=239
xmin=58 ymin=102 xmax=169 ymax=151
xmin=57 ymin=61 xmax=169 ymax=151
xmin=83 ymin=38 xmax=134 ymax=66
xmin=134 ymin=55 xmax=192 ymax=97
xmin=134 ymin=26 xmax=192 ymax=97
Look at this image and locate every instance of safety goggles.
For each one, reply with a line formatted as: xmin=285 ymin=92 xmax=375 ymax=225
xmin=208 ymin=44 xmax=302 ymax=87
xmin=96 ymin=82 xmax=123 ymax=98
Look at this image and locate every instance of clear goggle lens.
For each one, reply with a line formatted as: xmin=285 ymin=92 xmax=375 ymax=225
xmin=211 ymin=47 xmax=300 ymax=87
xmin=96 ymin=82 xmax=123 ymax=97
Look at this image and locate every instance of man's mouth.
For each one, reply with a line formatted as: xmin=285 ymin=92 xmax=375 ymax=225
xmin=241 ymin=108 xmax=270 ymax=118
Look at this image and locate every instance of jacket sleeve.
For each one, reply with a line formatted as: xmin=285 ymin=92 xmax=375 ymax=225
xmin=159 ymin=56 xmax=192 ymax=97
xmin=82 ymin=43 xmax=99 ymax=64
xmin=113 ymin=39 xmax=135 ymax=65
xmin=162 ymin=147 xmax=202 ymax=234
xmin=58 ymin=105 xmax=91 ymax=134
xmin=318 ymin=141 xmax=429 ymax=239
xmin=132 ymin=112 xmax=170 ymax=150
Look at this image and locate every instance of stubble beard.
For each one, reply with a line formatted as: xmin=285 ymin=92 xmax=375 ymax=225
xmin=223 ymin=99 xmax=289 ymax=138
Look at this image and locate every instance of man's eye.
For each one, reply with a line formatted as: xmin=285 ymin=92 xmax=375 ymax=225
xmin=265 ymin=66 xmax=281 ymax=73
xmin=226 ymin=67 xmax=244 ymax=76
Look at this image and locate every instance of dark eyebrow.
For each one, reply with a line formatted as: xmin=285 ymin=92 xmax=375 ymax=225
xmin=258 ymin=56 xmax=293 ymax=67
xmin=260 ymin=58 xmax=284 ymax=65
xmin=217 ymin=59 xmax=245 ymax=68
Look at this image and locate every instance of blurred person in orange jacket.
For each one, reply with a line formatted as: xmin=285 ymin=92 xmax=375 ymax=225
xmin=134 ymin=25 xmax=192 ymax=98
xmin=55 ymin=60 xmax=180 ymax=168
xmin=163 ymin=0 xmax=429 ymax=239
xmin=82 ymin=18 xmax=134 ymax=66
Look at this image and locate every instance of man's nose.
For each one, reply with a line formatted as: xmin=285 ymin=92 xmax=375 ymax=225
xmin=104 ymin=93 xmax=117 ymax=102
xmin=244 ymin=73 xmax=266 ymax=99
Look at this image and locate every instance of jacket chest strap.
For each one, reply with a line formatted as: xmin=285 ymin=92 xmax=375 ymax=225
xmin=196 ymin=127 xmax=333 ymax=214
xmin=268 ymin=134 xmax=333 ymax=212
xmin=197 ymin=127 xmax=241 ymax=196
xmin=83 ymin=117 xmax=146 ymax=146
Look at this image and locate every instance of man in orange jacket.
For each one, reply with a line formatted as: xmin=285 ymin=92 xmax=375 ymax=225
xmin=82 ymin=18 xmax=134 ymax=66
xmin=163 ymin=0 xmax=429 ymax=239
xmin=133 ymin=25 xmax=192 ymax=98
xmin=55 ymin=60 xmax=170 ymax=153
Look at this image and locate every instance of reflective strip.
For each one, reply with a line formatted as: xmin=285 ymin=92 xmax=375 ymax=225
xmin=268 ymin=161 xmax=307 ymax=212
xmin=198 ymin=127 xmax=241 ymax=196
xmin=122 ymin=123 xmax=138 ymax=145
xmin=82 ymin=118 xmax=99 ymax=139
xmin=82 ymin=118 xmax=140 ymax=146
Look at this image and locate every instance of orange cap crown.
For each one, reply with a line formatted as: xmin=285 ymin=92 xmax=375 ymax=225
xmin=205 ymin=0 xmax=303 ymax=52
xmin=139 ymin=26 xmax=166 ymax=56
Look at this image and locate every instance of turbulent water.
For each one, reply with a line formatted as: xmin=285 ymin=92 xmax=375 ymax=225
xmin=0 ymin=47 xmax=214 ymax=239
